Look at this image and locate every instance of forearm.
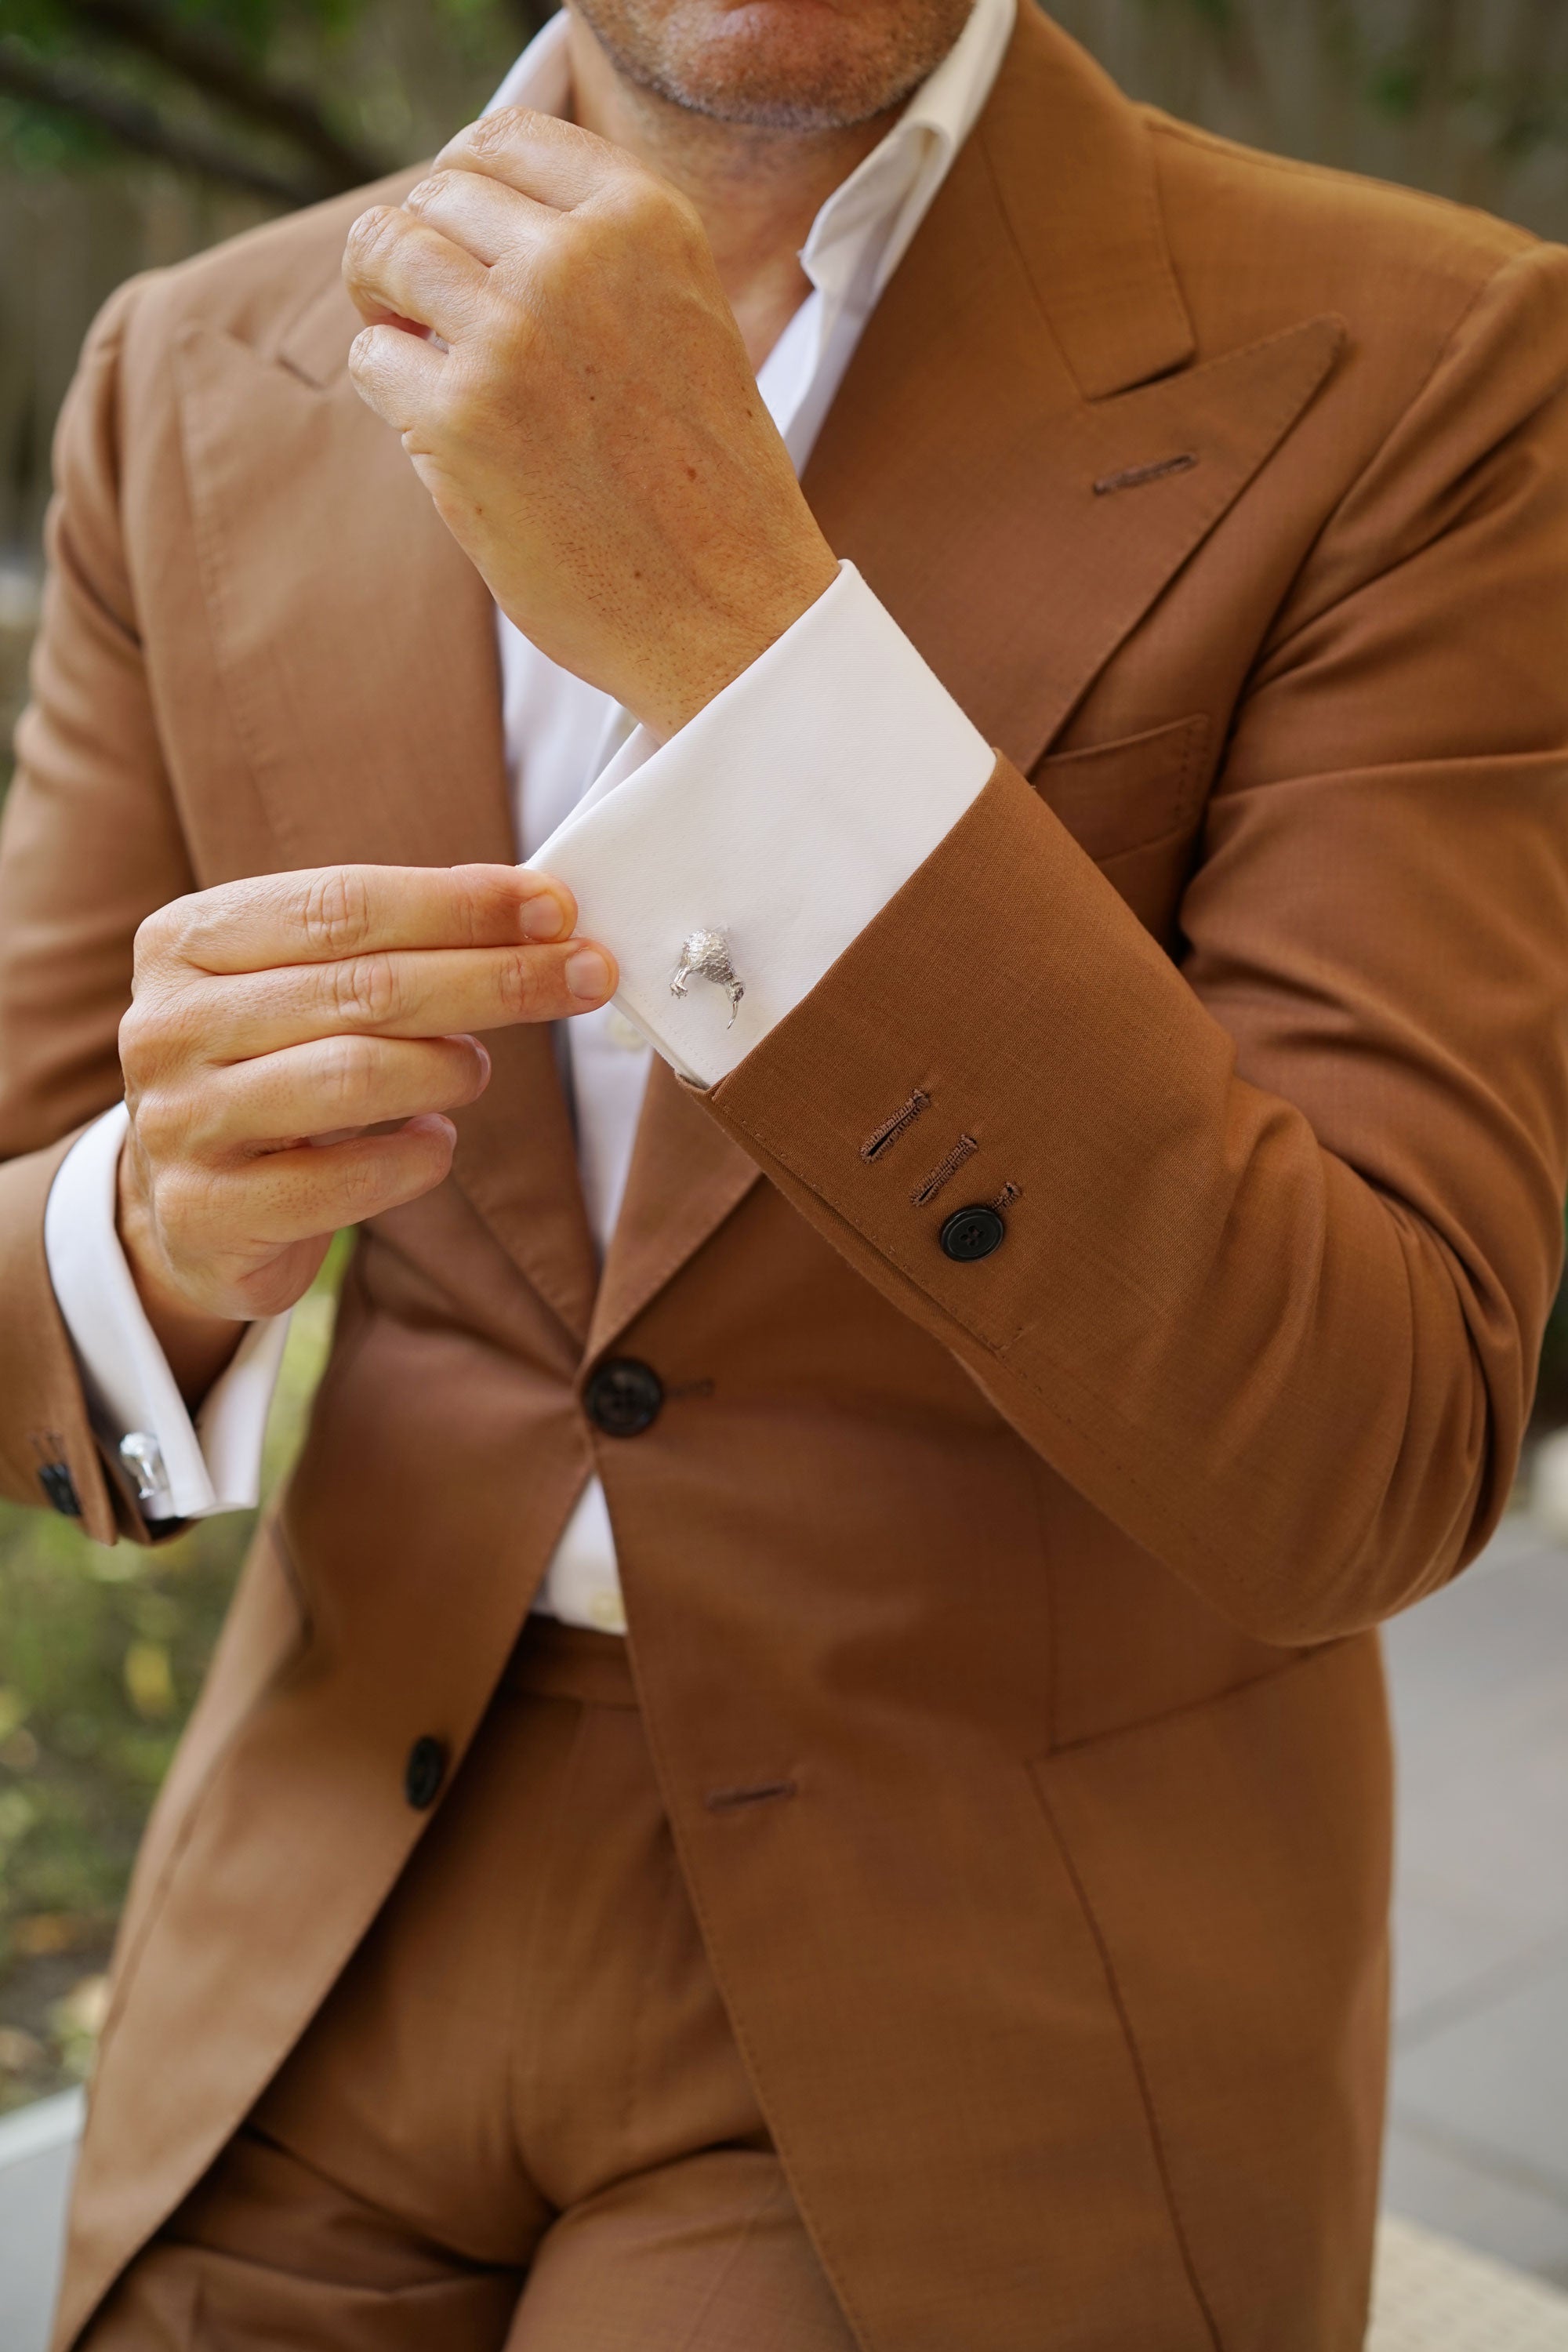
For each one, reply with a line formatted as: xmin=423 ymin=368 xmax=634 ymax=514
xmin=701 ymin=759 xmax=1528 ymax=1646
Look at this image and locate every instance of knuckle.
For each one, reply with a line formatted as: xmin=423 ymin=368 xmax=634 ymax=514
xmin=131 ymin=904 xmax=173 ymax=974
xmin=464 ymin=107 xmax=521 ymax=158
xmin=143 ymin=881 xmax=250 ymax=978
xmin=319 ymin=1032 xmax=379 ymax=1114
xmin=663 ymin=185 xmax=703 ymax=241
xmin=117 ymin=997 xmax=152 ymax=1075
xmin=300 ymin=867 xmax=373 ymax=959
xmin=331 ymin=951 xmax=403 ymax=1028
xmin=445 ymin=872 xmax=490 ymax=949
xmin=339 ymin=1140 xmax=414 ymax=1218
xmin=346 ymin=205 xmax=401 ymax=268
xmin=619 ymin=172 xmax=686 ymax=241
xmin=164 ymin=894 xmax=223 ymax=968
xmin=492 ymin=947 xmax=539 ymax=1020
xmin=135 ymin=889 xmax=216 ymax=977
xmin=129 ymin=1086 xmax=184 ymax=1165
xmin=149 ymin=1160 xmax=209 ymax=1240
xmin=118 ymin=993 xmax=176 ymax=1079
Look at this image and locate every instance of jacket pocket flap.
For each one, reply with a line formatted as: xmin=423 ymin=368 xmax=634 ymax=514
xmin=1031 ymin=714 xmax=1210 ymax=863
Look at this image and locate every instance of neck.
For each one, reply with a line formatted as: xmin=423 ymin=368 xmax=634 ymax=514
xmin=564 ymin=7 xmax=898 ymax=368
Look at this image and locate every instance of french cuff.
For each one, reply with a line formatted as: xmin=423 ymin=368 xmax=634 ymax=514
xmin=524 ymin=562 xmax=996 ymax=1087
xmin=42 ymin=1101 xmax=290 ymax=1521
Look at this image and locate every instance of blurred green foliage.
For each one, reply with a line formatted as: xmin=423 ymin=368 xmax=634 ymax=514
xmin=0 ymin=0 xmax=539 ymax=205
xmin=0 ymin=1236 xmax=347 ymax=2112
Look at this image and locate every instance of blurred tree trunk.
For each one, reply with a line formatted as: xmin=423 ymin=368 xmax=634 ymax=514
xmin=0 ymin=0 xmax=538 ymax=555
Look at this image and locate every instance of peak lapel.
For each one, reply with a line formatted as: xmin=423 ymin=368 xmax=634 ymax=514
xmin=174 ymin=304 xmax=598 ymax=1341
xmin=803 ymin=5 xmax=1345 ymax=773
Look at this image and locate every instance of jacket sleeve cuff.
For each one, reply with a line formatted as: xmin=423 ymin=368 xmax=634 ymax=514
xmin=523 ymin=561 xmax=996 ymax=1087
xmin=43 ymin=1101 xmax=289 ymax=1521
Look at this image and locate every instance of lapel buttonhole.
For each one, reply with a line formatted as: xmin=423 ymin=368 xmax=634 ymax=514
xmin=1093 ymin=452 xmax=1201 ymax=497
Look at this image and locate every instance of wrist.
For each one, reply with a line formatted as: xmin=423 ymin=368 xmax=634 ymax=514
xmin=633 ymin=541 xmax=840 ymax=741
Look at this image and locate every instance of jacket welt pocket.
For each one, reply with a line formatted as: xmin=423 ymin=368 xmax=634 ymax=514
xmin=1029 ymin=713 xmax=1211 ymax=865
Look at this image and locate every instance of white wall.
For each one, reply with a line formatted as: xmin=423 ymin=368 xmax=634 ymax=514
xmin=0 ymin=2091 xmax=82 ymax=2352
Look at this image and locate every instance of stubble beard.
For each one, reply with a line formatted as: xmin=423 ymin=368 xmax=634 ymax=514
xmin=568 ymin=0 xmax=978 ymax=133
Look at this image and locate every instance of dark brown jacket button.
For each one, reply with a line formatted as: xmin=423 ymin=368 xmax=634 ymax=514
xmin=405 ymin=1737 xmax=448 ymax=1810
xmin=940 ymin=1204 xmax=1007 ymax=1262
xmin=584 ymin=1358 xmax=664 ymax=1437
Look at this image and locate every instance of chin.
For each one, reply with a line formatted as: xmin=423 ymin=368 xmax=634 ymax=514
xmin=575 ymin=0 xmax=975 ymax=133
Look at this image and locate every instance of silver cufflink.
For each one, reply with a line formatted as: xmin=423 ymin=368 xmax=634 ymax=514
xmin=119 ymin=1431 xmax=169 ymax=1507
xmin=670 ymin=928 xmax=744 ymax=1029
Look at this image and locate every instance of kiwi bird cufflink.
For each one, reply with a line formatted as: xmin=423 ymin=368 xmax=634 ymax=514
xmin=670 ymin=929 xmax=745 ymax=1028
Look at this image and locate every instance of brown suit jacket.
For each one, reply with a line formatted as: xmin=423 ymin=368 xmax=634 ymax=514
xmin=4 ymin=9 xmax=1568 ymax=2347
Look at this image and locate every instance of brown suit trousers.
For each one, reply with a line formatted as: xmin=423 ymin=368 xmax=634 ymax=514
xmin=81 ymin=1622 xmax=855 ymax=2349
xmin=3 ymin=8 xmax=1568 ymax=2348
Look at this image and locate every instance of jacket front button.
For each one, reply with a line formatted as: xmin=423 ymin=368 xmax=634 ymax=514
xmin=939 ymin=1204 xmax=1007 ymax=1262
xmin=404 ymin=1736 xmax=448 ymax=1811
xmin=584 ymin=1358 xmax=664 ymax=1437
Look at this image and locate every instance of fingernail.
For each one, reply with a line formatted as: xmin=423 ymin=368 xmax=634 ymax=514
xmin=521 ymin=894 xmax=565 ymax=942
xmin=566 ymin=948 xmax=611 ymax=1002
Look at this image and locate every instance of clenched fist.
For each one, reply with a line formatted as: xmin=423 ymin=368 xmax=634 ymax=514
xmin=342 ymin=107 xmax=840 ymax=741
xmin=117 ymin=862 xmax=615 ymax=1392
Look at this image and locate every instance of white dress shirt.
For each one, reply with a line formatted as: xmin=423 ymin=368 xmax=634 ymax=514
xmin=42 ymin=0 xmax=1012 ymax=1630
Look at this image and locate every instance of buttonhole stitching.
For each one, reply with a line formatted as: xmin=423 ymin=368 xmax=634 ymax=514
xmin=991 ymin=1181 xmax=1022 ymax=1212
xmin=862 ymin=1088 xmax=930 ymax=1163
xmin=913 ymin=1134 xmax=978 ymax=1207
xmin=706 ymin=1779 xmax=798 ymax=1813
xmin=1093 ymin=452 xmax=1200 ymax=496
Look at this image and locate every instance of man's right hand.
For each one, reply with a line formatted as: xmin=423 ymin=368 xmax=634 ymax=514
xmin=116 ymin=862 xmax=615 ymax=1398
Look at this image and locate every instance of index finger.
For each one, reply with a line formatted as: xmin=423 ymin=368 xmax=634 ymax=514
xmin=434 ymin=106 xmax=633 ymax=212
xmin=144 ymin=863 xmax=578 ymax=978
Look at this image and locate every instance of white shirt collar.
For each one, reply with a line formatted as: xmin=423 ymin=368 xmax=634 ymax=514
xmin=797 ymin=0 xmax=1014 ymax=306
xmin=486 ymin=6 xmax=573 ymax=117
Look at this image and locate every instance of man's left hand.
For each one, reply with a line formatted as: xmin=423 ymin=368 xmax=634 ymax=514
xmin=343 ymin=109 xmax=839 ymax=740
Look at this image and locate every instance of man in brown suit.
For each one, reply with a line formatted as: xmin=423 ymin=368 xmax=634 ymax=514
xmin=3 ymin=0 xmax=1567 ymax=2342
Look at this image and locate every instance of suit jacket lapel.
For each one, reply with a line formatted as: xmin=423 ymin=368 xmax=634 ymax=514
xmin=597 ymin=8 xmax=1344 ymax=1353
xmin=174 ymin=294 xmax=599 ymax=1342
xmin=804 ymin=3 xmax=1345 ymax=774
xmin=586 ymin=1058 xmax=757 ymax=1361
